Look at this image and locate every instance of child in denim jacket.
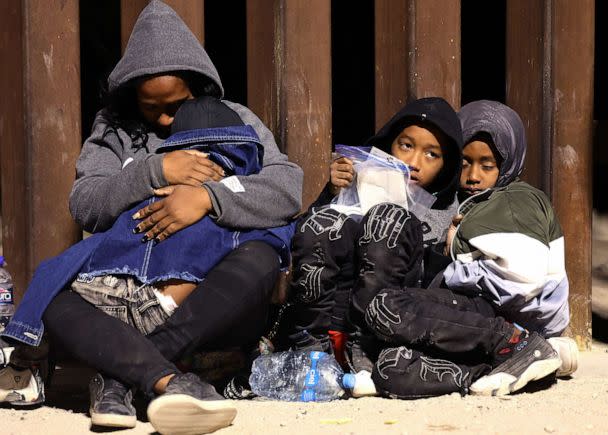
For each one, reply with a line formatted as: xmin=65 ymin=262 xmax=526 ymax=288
xmin=71 ymin=95 xmax=292 ymax=335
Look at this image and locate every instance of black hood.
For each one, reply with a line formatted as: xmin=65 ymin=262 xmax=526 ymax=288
xmin=171 ymin=96 xmax=243 ymax=134
xmin=366 ymin=97 xmax=464 ymax=209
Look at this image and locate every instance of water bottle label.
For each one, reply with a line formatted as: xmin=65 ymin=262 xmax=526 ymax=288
xmin=300 ymin=388 xmax=316 ymax=402
xmin=304 ymin=352 xmax=321 ymax=387
xmin=0 ymin=287 xmax=13 ymax=305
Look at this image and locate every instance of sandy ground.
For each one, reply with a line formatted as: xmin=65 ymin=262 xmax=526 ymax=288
xmin=1 ymin=342 xmax=607 ymax=435
xmin=1 ymin=215 xmax=608 ymax=434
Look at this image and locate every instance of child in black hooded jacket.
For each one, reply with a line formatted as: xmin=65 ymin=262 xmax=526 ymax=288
xmin=282 ymin=97 xmax=464 ymax=371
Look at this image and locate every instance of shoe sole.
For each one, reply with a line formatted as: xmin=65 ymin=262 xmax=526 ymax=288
xmin=470 ymin=356 xmax=562 ymax=396
xmin=90 ymin=408 xmax=137 ymax=428
xmin=548 ymin=337 xmax=579 ymax=377
xmin=147 ymin=394 xmax=236 ymax=435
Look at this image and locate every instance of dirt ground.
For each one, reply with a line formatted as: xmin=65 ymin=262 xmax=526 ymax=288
xmin=1 ymin=342 xmax=607 ymax=435
xmin=1 ymin=215 xmax=608 ymax=434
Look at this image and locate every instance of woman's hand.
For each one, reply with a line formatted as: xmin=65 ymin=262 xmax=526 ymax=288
xmin=329 ymin=157 xmax=355 ymax=195
xmin=162 ymin=150 xmax=225 ymax=186
xmin=444 ymin=214 xmax=464 ymax=256
xmin=133 ymin=185 xmax=213 ymax=242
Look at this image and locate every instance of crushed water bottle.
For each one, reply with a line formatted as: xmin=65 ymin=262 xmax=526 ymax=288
xmin=0 ymin=256 xmax=15 ymax=333
xmin=249 ymin=350 xmax=355 ymax=402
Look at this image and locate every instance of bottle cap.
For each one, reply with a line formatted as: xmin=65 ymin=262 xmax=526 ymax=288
xmin=0 ymin=256 xmax=4 ymax=266
xmin=341 ymin=373 xmax=356 ymax=389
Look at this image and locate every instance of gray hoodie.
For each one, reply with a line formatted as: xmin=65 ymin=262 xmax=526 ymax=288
xmin=70 ymin=0 xmax=303 ymax=232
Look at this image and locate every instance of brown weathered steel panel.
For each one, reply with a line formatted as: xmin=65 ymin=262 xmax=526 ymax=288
xmin=374 ymin=0 xmax=408 ymax=130
xmin=247 ymin=0 xmax=332 ymax=209
xmin=246 ymin=0 xmax=279 ymax=136
xmin=506 ymin=0 xmax=545 ymax=190
xmin=0 ymin=0 xmax=81 ymax=302
xmin=549 ymin=0 xmax=594 ymax=349
xmin=0 ymin=0 xmax=27 ymax=302
xmin=506 ymin=0 xmax=594 ymax=348
xmin=121 ymin=0 xmax=205 ymax=50
xmin=408 ymin=0 xmax=461 ymax=109
xmin=374 ymin=0 xmax=461 ymax=128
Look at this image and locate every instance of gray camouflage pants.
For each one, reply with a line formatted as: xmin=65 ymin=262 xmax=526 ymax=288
xmin=71 ymin=275 xmax=169 ymax=335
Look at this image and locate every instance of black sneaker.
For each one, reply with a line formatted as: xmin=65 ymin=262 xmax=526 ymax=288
xmin=89 ymin=373 xmax=136 ymax=428
xmin=223 ymin=374 xmax=255 ymax=400
xmin=147 ymin=373 xmax=237 ymax=435
xmin=289 ymin=330 xmax=332 ymax=353
xmin=344 ymin=335 xmax=376 ymax=373
xmin=470 ymin=331 xmax=561 ymax=396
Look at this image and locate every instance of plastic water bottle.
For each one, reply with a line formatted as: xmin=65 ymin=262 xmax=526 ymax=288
xmin=249 ymin=350 xmax=355 ymax=402
xmin=0 ymin=256 xmax=15 ymax=333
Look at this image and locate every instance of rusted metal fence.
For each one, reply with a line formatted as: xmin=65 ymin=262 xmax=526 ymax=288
xmin=0 ymin=0 xmax=595 ymax=347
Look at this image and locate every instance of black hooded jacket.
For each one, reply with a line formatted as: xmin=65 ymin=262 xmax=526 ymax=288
xmin=365 ymin=97 xmax=464 ymax=211
xmin=315 ymin=97 xmax=463 ymax=249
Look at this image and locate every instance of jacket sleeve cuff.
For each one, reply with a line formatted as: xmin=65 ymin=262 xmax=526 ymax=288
xmin=202 ymin=183 xmax=222 ymax=221
xmin=148 ymin=154 xmax=167 ymax=189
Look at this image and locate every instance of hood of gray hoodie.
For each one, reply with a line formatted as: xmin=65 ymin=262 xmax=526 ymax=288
xmin=458 ymin=100 xmax=526 ymax=187
xmin=108 ymin=0 xmax=223 ymax=97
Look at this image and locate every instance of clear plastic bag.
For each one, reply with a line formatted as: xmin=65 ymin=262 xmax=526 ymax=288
xmin=330 ymin=144 xmax=436 ymax=217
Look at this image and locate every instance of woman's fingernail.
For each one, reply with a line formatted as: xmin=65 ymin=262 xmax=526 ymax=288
xmin=132 ymin=227 xmax=139 ymax=234
xmin=141 ymin=236 xmax=149 ymax=243
xmin=132 ymin=212 xmax=140 ymax=219
xmin=153 ymin=238 xmax=159 ymax=246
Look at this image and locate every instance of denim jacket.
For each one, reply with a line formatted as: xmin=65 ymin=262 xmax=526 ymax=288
xmin=3 ymin=126 xmax=295 ymax=346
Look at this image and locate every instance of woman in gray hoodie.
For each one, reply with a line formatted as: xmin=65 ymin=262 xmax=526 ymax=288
xmin=41 ymin=1 xmax=302 ymax=434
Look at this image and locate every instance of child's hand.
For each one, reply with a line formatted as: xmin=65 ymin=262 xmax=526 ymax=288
xmin=329 ymin=157 xmax=355 ymax=195
xmin=162 ymin=150 xmax=225 ymax=186
xmin=133 ymin=185 xmax=213 ymax=242
xmin=444 ymin=214 xmax=463 ymax=256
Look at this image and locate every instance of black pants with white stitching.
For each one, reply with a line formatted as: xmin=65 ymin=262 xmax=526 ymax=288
xmin=283 ymin=203 xmax=425 ymax=351
xmin=365 ymin=286 xmax=516 ymax=398
xmin=281 ymin=207 xmax=359 ymax=350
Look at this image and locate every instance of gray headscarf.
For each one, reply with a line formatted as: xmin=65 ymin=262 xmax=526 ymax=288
xmin=458 ymin=100 xmax=527 ymax=187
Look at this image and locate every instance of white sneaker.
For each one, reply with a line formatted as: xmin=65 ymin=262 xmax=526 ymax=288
xmin=0 ymin=346 xmax=14 ymax=367
xmin=547 ymin=336 xmax=579 ymax=377
xmin=0 ymin=365 xmax=45 ymax=405
xmin=470 ymin=332 xmax=561 ymax=396
xmin=147 ymin=373 xmax=236 ymax=435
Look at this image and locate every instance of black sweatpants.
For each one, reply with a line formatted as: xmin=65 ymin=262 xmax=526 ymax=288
xmin=284 ymin=207 xmax=359 ymax=345
xmin=42 ymin=241 xmax=279 ymax=395
xmin=284 ymin=203 xmax=424 ymax=349
xmin=287 ymin=203 xmax=515 ymax=398
xmin=365 ymin=287 xmax=514 ymax=398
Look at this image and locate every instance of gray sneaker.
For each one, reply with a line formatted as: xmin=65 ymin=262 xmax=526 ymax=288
xmin=470 ymin=332 xmax=561 ymax=396
xmin=0 ymin=365 xmax=45 ymax=405
xmin=89 ymin=373 xmax=136 ymax=428
xmin=147 ymin=373 xmax=237 ymax=435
